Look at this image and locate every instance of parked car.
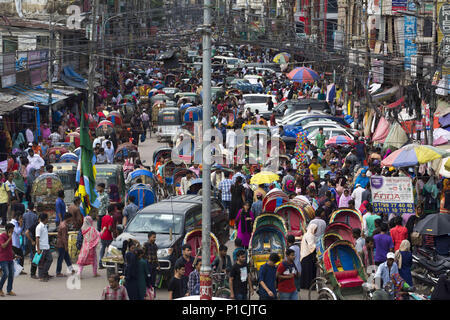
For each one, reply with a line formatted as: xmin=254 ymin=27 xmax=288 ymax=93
xmin=300 ymin=121 xmax=352 ymax=134
xmin=283 ymin=115 xmax=350 ymax=128
xmin=243 ymin=94 xmax=278 ymax=119
xmin=307 ymin=127 xmax=355 ymax=145
xmin=276 ymin=110 xmax=326 ymax=125
xmin=274 ymin=99 xmax=331 ymax=118
xmin=103 ymin=195 xmax=229 ymax=281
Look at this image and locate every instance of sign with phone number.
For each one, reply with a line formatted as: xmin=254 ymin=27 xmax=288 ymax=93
xmin=372 ymin=202 xmax=415 ymax=215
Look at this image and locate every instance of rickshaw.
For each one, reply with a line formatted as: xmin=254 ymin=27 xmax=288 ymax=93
xmin=163 ymin=87 xmax=180 ymax=100
xmin=183 ymin=106 xmax=203 ymax=134
xmin=186 ymin=178 xmax=220 ymax=198
xmin=45 ymin=146 xmax=68 ymax=163
xmin=174 ymin=92 xmax=201 ymax=105
xmin=152 ymin=147 xmax=172 ymax=166
xmin=309 ymin=240 xmax=367 ymax=300
xmin=164 ymin=74 xmax=177 ymax=86
xmin=96 ymin=120 xmax=115 ymax=137
xmin=31 ymin=173 xmax=64 ymax=219
xmin=125 ymin=183 xmax=157 ymax=209
xmin=95 ymin=164 xmax=126 ymax=200
xmin=329 ymin=209 xmax=363 ymax=230
xmin=150 ymin=93 xmax=170 ymax=105
xmin=52 ymin=162 xmax=78 ymax=205
xmin=262 ymin=189 xmax=289 ymax=213
xmin=249 ymin=214 xmax=288 ymax=281
xmin=57 ymin=152 xmax=78 ymax=164
xmin=156 ymin=107 xmax=182 ymax=142
xmin=65 ymin=132 xmax=80 ymax=148
xmin=274 ymin=202 xmax=307 ymax=241
xmin=322 ymin=222 xmax=355 ymax=244
xmin=173 ymin=168 xmax=198 ymax=195
xmin=151 ymin=101 xmax=167 ymax=130
xmin=290 ymin=198 xmax=316 ymax=222
xmin=114 ymin=142 xmax=139 ymax=163
xmin=120 ymin=102 xmax=135 ymax=124
xmin=162 ymin=160 xmax=188 ymax=184
xmin=183 ymin=229 xmax=220 ymax=264
xmin=52 ymin=142 xmax=74 ymax=151
xmin=107 ymin=111 xmax=123 ymax=126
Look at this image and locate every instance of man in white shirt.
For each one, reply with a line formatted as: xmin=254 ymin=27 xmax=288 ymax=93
xmin=351 ymin=184 xmax=366 ymax=211
xmin=92 ymin=136 xmax=103 ymax=149
xmin=27 ymin=149 xmax=45 ymax=171
xmin=96 ymin=148 xmax=107 ymax=164
xmin=180 ymin=172 xmax=193 ymax=195
xmin=48 ymin=131 xmax=61 ymax=145
xmin=104 ymin=141 xmax=115 ymax=164
xmin=26 ymin=127 xmax=34 ymax=144
xmin=36 ymin=213 xmax=53 ymax=281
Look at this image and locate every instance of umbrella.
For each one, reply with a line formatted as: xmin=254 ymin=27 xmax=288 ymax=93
xmin=250 ymin=171 xmax=280 ymax=185
xmin=439 ymin=113 xmax=450 ymax=128
xmin=325 ymin=135 xmax=355 ymax=146
xmin=273 ymin=52 xmax=290 ymax=64
xmin=381 ymin=144 xmax=450 ymax=168
xmin=414 ymin=213 xmax=450 ymax=236
xmin=286 ymin=67 xmax=320 ymax=83
xmin=433 ymin=136 xmax=449 ymax=146
xmin=98 ymin=120 xmax=114 ymax=128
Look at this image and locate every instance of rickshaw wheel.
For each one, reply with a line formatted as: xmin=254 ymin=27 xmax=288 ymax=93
xmin=215 ymin=288 xmax=231 ymax=299
xmin=308 ymin=277 xmax=328 ymax=300
xmin=317 ymin=290 xmax=337 ymax=300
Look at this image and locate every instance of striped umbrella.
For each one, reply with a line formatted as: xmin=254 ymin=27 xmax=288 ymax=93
xmin=381 ymin=144 xmax=450 ymax=168
xmin=273 ymin=52 xmax=290 ymax=64
xmin=325 ymin=135 xmax=355 ymax=146
xmin=287 ymin=67 xmax=320 ymax=83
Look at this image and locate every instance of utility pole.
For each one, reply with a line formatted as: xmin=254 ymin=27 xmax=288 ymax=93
xmin=200 ymin=0 xmax=213 ymax=301
xmin=88 ymin=0 xmax=100 ymax=114
xmin=47 ymin=1 xmax=54 ymax=115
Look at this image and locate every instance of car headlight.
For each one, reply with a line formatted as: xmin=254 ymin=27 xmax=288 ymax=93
xmin=157 ymin=248 xmax=170 ymax=258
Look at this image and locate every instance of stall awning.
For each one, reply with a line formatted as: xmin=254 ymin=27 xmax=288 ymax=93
xmin=385 ymin=96 xmax=405 ymax=109
xmin=0 ymin=92 xmax=31 ymax=115
xmin=60 ymin=66 xmax=88 ymax=90
xmin=372 ymin=86 xmax=400 ymax=103
xmin=9 ymin=84 xmax=68 ymax=106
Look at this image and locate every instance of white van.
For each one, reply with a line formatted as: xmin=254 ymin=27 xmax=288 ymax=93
xmin=212 ymin=56 xmax=244 ymax=69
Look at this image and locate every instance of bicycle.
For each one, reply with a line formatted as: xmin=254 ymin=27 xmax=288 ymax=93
xmin=212 ymin=272 xmax=231 ymax=298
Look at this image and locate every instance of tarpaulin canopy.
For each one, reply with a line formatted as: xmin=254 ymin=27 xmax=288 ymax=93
xmin=383 ymin=122 xmax=408 ymax=150
xmin=372 ymin=117 xmax=391 ymax=143
xmin=60 ymin=66 xmax=88 ymax=89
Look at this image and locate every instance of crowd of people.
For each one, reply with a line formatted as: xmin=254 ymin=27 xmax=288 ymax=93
xmin=0 ymin=43 xmax=449 ymax=301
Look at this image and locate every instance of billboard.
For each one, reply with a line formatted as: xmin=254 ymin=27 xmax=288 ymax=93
xmin=370 ymin=176 xmax=415 ymax=215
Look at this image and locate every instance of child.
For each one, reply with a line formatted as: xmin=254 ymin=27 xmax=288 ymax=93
xmin=232 ymin=238 xmax=247 ymax=264
xmin=101 ymin=274 xmax=129 ymax=300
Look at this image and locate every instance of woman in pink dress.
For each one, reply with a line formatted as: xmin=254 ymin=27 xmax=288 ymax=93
xmin=235 ymin=201 xmax=254 ymax=249
xmin=77 ymin=216 xmax=101 ymax=278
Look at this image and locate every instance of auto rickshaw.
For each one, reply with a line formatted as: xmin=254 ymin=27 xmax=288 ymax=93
xmin=52 ymin=162 xmax=78 ymax=205
xmin=31 ymin=173 xmax=64 ymax=219
xmin=96 ymin=120 xmax=115 ymax=137
xmin=45 ymin=146 xmax=69 ymax=163
xmin=65 ymin=132 xmax=80 ymax=148
xmin=156 ymin=107 xmax=182 ymax=142
xmin=163 ymin=87 xmax=180 ymax=99
xmin=107 ymin=111 xmax=123 ymax=127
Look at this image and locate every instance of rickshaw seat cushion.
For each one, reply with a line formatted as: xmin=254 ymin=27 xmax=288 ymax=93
xmin=334 ymin=270 xmax=364 ymax=288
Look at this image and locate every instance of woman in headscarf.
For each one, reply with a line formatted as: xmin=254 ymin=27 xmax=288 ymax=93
xmin=109 ymin=184 xmax=121 ymax=203
xmin=284 ymin=179 xmax=295 ymax=195
xmin=300 ymin=223 xmax=318 ymax=289
xmin=394 ymin=239 xmax=413 ymax=286
xmin=76 ymin=216 xmax=101 ymax=278
xmin=235 ymin=201 xmax=254 ymax=249
xmin=354 ymin=168 xmax=370 ymax=188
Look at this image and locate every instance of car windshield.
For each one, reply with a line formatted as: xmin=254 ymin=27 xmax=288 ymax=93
xmin=299 ymin=117 xmax=333 ymax=126
xmin=245 ymin=96 xmax=269 ymax=104
xmin=126 ymin=213 xmax=184 ymax=234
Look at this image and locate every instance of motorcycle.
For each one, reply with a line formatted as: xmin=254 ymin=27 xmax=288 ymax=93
xmin=411 ymin=247 xmax=450 ymax=289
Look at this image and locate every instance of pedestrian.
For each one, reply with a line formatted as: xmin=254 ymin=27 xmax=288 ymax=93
xmin=232 ymin=238 xmax=247 ymax=264
xmin=395 ymin=239 xmax=413 ymax=286
xmin=0 ymin=223 xmax=16 ymax=296
xmin=374 ymin=252 xmax=399 ymax=289
xmin=229 ymin=249 xmax=253 ymax=300
xmin=287 ymin=235 xmax=302 ymax=293
xmin=101 ymin=274 xmax=129 ymax=300
xmin=10 ymin=212 xmax=25 ymax=272
xmin=360 ymin=236 xmax=375 ymax=268
xmin=124 ymin=240 xmax=139 ymax=300
xmin=390 ymin=216 xmax=408 ymax=251
xmin=175 ymin=244 xmax=195 ymax=283
xmin=55 ymin=212 xmax=75 ymax=277
xmin=251 ymin=194 xmax=263 ymax=217
xmin=99 ymin=205 xmax=115 ymax=270
xmin=188 ymin=259 xmax=202 ymax=296
xmin=96 ymin=183 xmax=110 ymax=232
xmin=307 ymin=209 xmax=326 ymax=240
xmin=338 ymin=189 xmax=352 ymax=208
xmin=373 ymin=223 xmax=394 ymax=266
xmin=104 ymin=141 xmax=115 ymax=164
xmin=55 ymin=189 xmax=66 ymax=227
xmin=300 ymin=224 xmax=317 ymax=289
xmin=24 ymin=217 xmax=39 ymax=279
xmin=315 ymin=127 xmax=326 ymax=150
xmin=353 ymin=228 xmax=365 ymax=255
xmin=76 ymin=216 xmax=101 ymax=278
xmin=22 ymin=202 xmax=37 ymax=259
xmin=277 ymin=248 xmax=299 ymax=300
xmin=36 ymin=213 xmax=53 ymax=282
xmin=258 ymin=252 xmax=280 ymax=300
xmin=67 ymin=197 xmax=83 ymax=230
xmin=212 ymin=244 xmax=232 ymax=274
xmin=351 ymin=183 xmax=365 ymax=210
xmin=363 ymin=203 xmax=380 ymax=237
xmin=122 ymin=195 xmax=138 ymax=226
xmin=135 ymin=248 xmax=151 ymax=300
xmin=143 ymin=231 xmax=160 ymax=288
xmin=0 ymin=176 xmax=12 ymax=227
xmin=218 ymin=171 xmax=233 ymax=213
xmin=235 ymin=201 xmax=254 ymax=249
xmin=168 ymin=262 xmax=188 ymax=300
xmin=230 ymin=176 xmax=245 ymax=229
xmin=180 ymin=171 xmax=193 ymax=195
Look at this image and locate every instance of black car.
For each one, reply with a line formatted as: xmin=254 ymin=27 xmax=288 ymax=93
xmin=274 ymin=99 xmax=331 ymax=118
xmin=103 ymin=195 xmax=229 ymax=280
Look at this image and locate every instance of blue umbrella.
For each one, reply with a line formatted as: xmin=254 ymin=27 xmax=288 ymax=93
xmin=439 ymin=113 xmax=450 ymax=128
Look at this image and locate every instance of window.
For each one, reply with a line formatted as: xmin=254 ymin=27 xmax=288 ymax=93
xmin=36 ymin=36 xmax=49 ymax=49
xmin=126 ymin=213 xmax=183 ymax=234
xmin=2 ymin=36 xmax=18 ymax=53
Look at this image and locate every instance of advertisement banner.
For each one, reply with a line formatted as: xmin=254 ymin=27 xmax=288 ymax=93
xmin=392 ymin=0 xmax=407 ymax=12
xmin=438 ymin=1 xmax=450 ymax=76
xmin=370 ymin=176 xmax=415 ymax=215
xmin=404 ymin=1 xmax=417 ymax=70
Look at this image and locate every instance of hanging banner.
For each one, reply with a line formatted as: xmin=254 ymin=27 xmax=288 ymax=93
xmin=370 ymin=176 xmax=415 ymax=215
xmin=438 ymin=1 xmax=450 ymax=76
xmin=404 ymin=1 xmax=417 ymax=70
